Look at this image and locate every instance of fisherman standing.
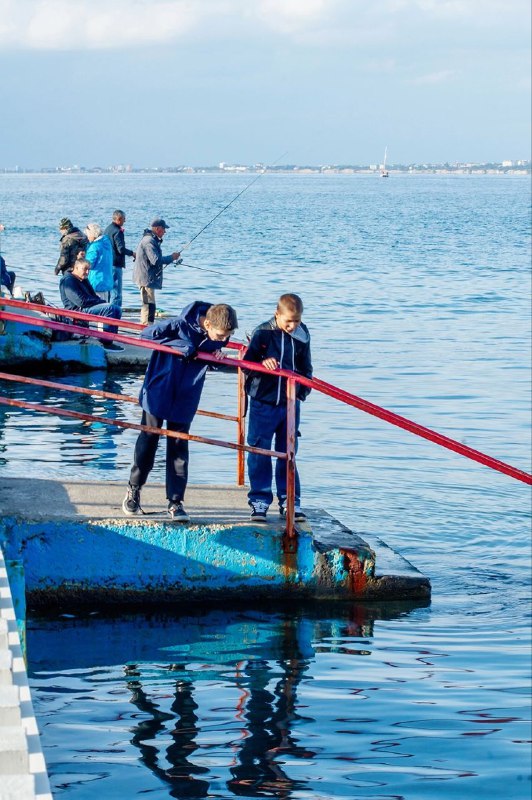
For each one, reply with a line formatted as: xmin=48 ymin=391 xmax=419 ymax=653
xmin=104 ymin=210 xmax=135 ymax=309
xmin=133 ymin=218 xmax=181 ymax=325
xmin=54 ymin=218 xmax=89 ymax=276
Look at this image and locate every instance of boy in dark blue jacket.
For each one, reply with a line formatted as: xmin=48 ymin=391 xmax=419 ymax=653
xmin=245 ymin=293 xmax=312 ymax=521
xmin=123 ymin=300 xmax=238 ymax=520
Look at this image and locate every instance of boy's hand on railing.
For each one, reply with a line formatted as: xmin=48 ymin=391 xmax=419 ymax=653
xmin=262 ymin=357 xmax=279 ymax=370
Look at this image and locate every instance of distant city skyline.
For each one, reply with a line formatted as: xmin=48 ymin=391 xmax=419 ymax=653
xmin=2 ymin=158 xmax=530 ymax=175
xmin=0 ymin=0 xmax=530 ymax=168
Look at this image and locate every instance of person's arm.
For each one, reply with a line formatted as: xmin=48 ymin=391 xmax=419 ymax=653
xmin=141 ymin=317 xmax=195 ymax=357
xmin=55 ymin=241 xmax=70 ymax=273
xmin=143 ymin=238 xmax=165 ymax=269
xmin=113 ymin=228 xmax=134 ymax=258
xmin=296 ymin=337 xmax=313 ymax=400
xmin=243 ymin=330 xmax=265 ymax=365
xmin=60 ymin=276 xmax=88 ymax=309
xmin=0 ymin=256 xmax=9 ymax=289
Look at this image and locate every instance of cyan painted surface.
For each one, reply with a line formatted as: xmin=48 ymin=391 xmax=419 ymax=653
xmin=1 ymin=516 xmax=364 ymax=600
xmin=5 ymin=560 xmax=26 ymax=653
xmin=0 ymin=321 xmax=106 ymax=368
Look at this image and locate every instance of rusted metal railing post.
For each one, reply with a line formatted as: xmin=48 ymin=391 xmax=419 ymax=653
xmin=285 ymin=377 xmax=297 ymax=542
xmin=236 ymin=350 xmax=246 ymax=486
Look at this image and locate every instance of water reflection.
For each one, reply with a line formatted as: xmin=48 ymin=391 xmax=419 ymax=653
xmin=0 ymin=369 xmax=137 ymax=473
xmin=226 ymin=650 xmax=313 ymax=797
xmin=127 ymin=678 xmax=210 ymax=798
xmin=28 ymin=603 xmax=428 ymax=799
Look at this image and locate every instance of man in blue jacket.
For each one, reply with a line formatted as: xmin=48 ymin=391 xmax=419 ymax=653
xmin=122 ymin=300 xmax=238 ymax=520
xmin=133 ymin=218 xmax=181 ymax=324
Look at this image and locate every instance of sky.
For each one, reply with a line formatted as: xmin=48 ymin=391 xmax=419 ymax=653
xmin=0 ymin=0 xmax=530 ymax=168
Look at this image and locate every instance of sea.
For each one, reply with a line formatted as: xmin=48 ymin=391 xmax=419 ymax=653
xmin=0 ymin=172 xmax=531 ymax=799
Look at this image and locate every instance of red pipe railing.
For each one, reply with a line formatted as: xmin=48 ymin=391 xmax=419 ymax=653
xmin=0 ymin=296 xmax=246 ymax=351
xmin=0 ymin=395 xmax=285 ymax=460
xmin=1 ymin=298 xmax=530 ymax=545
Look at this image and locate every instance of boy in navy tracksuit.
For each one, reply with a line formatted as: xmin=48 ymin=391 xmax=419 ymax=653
xmin=123 ymin=300 xmax=238 ymax=520
xmin=245 ymin=293 xmax=312 ymax=521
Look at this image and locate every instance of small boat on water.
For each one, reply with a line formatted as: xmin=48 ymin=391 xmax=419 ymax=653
xmin=381 ymin=146 xmax=389 ymax=178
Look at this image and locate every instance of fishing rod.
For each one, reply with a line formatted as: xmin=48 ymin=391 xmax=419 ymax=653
xmin=158 ymin=151 xmax=288 ymax=280
xmin=178 ymin=151 xmax=288 ymax=255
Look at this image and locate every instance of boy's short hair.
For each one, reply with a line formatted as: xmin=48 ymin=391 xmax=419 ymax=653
xmin=206 ymin=303 xmax=238 ymax=331
xmin=277 ymin=293 xmax=303 ymax=315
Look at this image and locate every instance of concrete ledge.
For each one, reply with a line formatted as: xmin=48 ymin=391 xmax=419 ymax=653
xmin=0 ymin=318 xmax=148 ymax=371
xmin=1 ymin=478 xmax=430 ymax=604
xmin=0 ymin=548 xmax=52 ymax=799
xmin=0 ymin=685 xmax=22 ymax=726
xmin=0 ymin=727 xmax=29 ymax=774
xmin=0 ymin=774 xmax=36 ymax=800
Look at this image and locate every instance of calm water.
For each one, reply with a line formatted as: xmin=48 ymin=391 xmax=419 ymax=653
xmin=1 ymin=173 xmax=531 ymax=798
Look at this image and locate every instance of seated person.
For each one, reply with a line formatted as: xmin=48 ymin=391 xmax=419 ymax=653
xmin=59 ymin=258 xmax=124 ymax=351
xmin=0 ymin=254 xmax=15 ymax=296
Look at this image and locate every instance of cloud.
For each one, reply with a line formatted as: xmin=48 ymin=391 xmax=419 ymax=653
xmin=0 ymin=0 xmax=200 ymax=49
xmin=0 ymin=0 xmax=529 ymax=50
xmin=410 ymin=69 xmax=456 ymax=84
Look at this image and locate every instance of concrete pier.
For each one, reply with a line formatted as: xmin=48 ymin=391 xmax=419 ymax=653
xmin=0 ymin=312 xmax=149 ymax=371
xmin=0 ymin=477 xmax=429 ymax=787
xmin=0 ymin=478 xmax=430 ymax=608
xmin=0 ymin=549 xmax=52 ymax=800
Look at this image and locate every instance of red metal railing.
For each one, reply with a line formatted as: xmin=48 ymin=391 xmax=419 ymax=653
xmin=1 ymin=297 xmax=530 ymax=543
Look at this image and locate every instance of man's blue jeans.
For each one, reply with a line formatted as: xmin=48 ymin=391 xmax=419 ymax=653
xmin=88 ymin=302 xmax=121 ymax=333
xmin=247 ymin=398 xmax=301 ymax=508
xmin=110 ymin=267 xmax=123 ymax=308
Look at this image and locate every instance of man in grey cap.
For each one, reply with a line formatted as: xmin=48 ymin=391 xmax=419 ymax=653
xmin=133 ymin=218 xmax=181 ymax=324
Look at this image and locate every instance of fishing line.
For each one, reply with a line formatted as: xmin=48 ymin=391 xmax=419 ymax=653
xmin=179 ymin=150 xmax=288 ymax=255
xmin=158 ymin=151 xmax=288 ymax=280
xmin=178 ymin=262 xmax=224 ymax=276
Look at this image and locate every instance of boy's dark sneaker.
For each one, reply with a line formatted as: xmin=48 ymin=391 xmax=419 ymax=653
xmin=249 ymin=500 xmax=269 ymax=521
xmin=103 ymin=341 xmax=124 ymax=352
xmin=123 ymin=484 xmax=142 ymax=516
xmin=279 ymin=501 xmax=307 ymax=522
xmin=168 ymin=502 xmax=190 ymax=522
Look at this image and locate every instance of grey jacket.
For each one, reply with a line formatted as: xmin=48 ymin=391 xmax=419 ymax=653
xmin=133 ymin=229 xmax=175 ymax=289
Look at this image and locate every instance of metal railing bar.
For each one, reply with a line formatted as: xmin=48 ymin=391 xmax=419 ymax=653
xmin=0 ymin=395 xmax=287 ymax=459
xmin=0 ymin=372 xmax=238 ymax=422
xmin=2 ymin=305 xmax=530 ymax=485
xmin=0 ymin=297 xmax=246 ymax=350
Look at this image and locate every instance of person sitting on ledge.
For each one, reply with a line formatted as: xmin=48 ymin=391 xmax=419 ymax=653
xmin=0 ymin=254 xmax=16 ymax=296
xmin=59 ymin=258 xmax=124 ymax=351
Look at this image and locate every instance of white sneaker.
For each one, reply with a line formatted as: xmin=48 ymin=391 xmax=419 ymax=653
xmin=249 ymin=500 xmax=269 ymax=520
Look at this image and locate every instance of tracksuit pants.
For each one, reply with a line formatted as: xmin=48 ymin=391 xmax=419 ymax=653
xmin=247 ymin=398 xmax=301 ymax=508
xmin=129 ymin=411 xmax=191 ymax=503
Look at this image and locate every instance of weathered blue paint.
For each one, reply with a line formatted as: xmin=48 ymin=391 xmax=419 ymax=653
xmin=0 ymin=321 xmax=106 ymax=369
xmin=0 ymin=515 xmax=377 ymax=603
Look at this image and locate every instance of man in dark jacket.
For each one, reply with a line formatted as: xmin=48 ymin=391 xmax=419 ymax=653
xmin=54 ymin=218 xmax=89 ymax=275
xmin=133 ymin=218 xmax=181 ymax=324
xmin=104 ymin=209 xmax=135 ymax=309
xmin=0 ymin=255 xmax=15 ymax=296
xmin=245 ymin=293 xmax=312 ymax=522
xmin=60 ymin=258 xmax=123 ymax=351
xmin=122 ymin=300 xmax=238 ymax=520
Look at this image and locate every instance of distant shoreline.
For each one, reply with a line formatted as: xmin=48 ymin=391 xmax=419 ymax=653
xmin=1 ymin=164 xmax=530 ymax=177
